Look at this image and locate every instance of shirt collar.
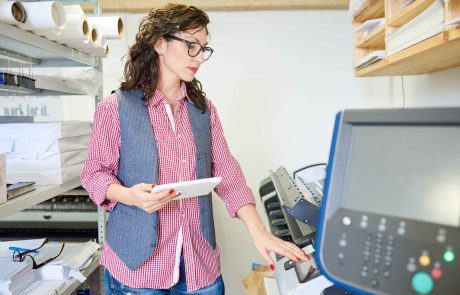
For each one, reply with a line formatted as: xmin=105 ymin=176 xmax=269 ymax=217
xmin=148 ymin=81 xmax=193 ymax=107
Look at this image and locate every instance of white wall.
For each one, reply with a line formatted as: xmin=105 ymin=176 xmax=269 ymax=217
xmin=94 ymin=9 xmax=460 ymax=295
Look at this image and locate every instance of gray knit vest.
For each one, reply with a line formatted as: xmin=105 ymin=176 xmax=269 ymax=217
xmin=106 ymin=88 xmax=215 ymax=270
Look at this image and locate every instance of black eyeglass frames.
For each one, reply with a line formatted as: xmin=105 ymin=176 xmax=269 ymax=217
xmin=164 ymin=34 xmax=214 ymax=61
xmin=12 ymin=239 xmax=65 ymax=269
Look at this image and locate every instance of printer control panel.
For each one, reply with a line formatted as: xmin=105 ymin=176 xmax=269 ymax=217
xmin=320 ymin=209 xmax=459 ymax=295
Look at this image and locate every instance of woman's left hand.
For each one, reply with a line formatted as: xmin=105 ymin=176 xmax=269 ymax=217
xmin=249 ymin=226 xmax=309 ymax=270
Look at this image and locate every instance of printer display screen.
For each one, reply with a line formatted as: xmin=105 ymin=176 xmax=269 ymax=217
xmin=342 ymin=125 xmax=460 ymax=227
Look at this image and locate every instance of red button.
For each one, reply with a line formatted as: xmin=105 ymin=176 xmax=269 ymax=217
xmin=430 ymin=268 xmax=442 ymax=280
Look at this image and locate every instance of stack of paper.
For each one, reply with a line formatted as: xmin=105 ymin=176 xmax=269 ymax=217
xmin=19 ymin=280 xmax=65 ymax=295
xmin=0 ymin=122 xmax=91 ymax=185
xmin=36 ymin=240 xmax=100 ymax=283
xmin=386 ymin=0 xmax=445 ymax=56
xmin=0 ymin=262 xmax=34 ymax=295
xmin=354 ymin=50 xmax=386 ymax=69
xmin=355 ymin=18 xmax=385 ymax=38
xmin=348 ymin=0 xmax=369 ymax=17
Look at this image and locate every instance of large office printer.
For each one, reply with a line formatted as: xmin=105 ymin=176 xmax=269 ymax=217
xmin=259 ymin=165 xmax=354 ymax=295
xmin=316 ymin=108 xmax=460 ymax=295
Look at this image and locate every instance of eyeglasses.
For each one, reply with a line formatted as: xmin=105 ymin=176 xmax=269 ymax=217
xmin=164 ymin=34 xmax=214 ymax=61
xmin=12 ymin=238 xmax=65 ymax=269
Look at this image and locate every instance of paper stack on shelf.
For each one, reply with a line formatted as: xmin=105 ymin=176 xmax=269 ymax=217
xmin=354 ymin=50 xmax=386 ymax=69
xmin=445 ymin=16 xmax=460 ymax=27
xmin=6 ymin=182 xmax=35 ymax=200
xmin=348 ymin=0 xmax=368 ymax=17
xmin=18 ymin=280 xmax=65 ymax=295
xmin=0 ymin=262 xmax=34 ymax=295
xmin=36 ymin=240 xmax=100 ymax=283
xmin=355 ymin=18 xmax=385 ymax=38
xmin=0 ymin=121 xmax=91 ymax=185
xmin=386 ymin=0 xmax=445 ymax=56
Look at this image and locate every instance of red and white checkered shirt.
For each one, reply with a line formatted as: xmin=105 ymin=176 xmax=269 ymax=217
xmin=81 ymin=83 xmax=255 ymax=291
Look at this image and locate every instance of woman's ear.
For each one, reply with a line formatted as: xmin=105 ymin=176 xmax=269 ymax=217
xmin=154 ymin=37 xmax=166 ymax=55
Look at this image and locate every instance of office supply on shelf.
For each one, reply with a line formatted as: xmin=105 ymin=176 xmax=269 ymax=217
xmin=0 ymin=122 xmax=90 ymax=185
xmin=8 ymin=247 xmax=38 ymax=254
xmin=19 ymin=280 xmax=65 ymax=295
xmin=316 ymin=108 xmax=460 ymax=295
xmin=354 ymin=18 xmax=384 ymax=34
xmin=445 ymin=16 xmax=460 ymax=27
xmin=0 ymin=1 xmax=26 ymax=25
xmin=0 ymin=122 xmax=91 ymax=139
xmin=386 ymin=0 xmax=444 ymax=56
xmin=36 ymin=240 xmax=100 ymax=282
xmin=0 ymin=261 xmax=34 ymax=295
xmin=0 ymin=238 xmax=47 ymax=252
xmin=17 ymin=1 xmax=66 ymax=32
xmin=354 ymin=50 xmax=385 ymax=69
xmin=400 ymin=0 xmax=415 ymax=10
xmin=6 ymin=182 xmax=35 ymax=200
xmin=87 ymin=16 xmax=125 ymax=39
xmin=348 ymin=0 xmax=369 ymax=17
xmin=151 ymin=177 xmax=222 ymax=199
xmin=0 ymin=1 xmax=104 ymax=294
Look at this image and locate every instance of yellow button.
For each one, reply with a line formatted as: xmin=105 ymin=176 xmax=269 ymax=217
xmin=419 ymin=255 xmax=431 ymax=266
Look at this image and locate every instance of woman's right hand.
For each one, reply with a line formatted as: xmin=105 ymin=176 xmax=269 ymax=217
xmin=128 ymin=183 xmax=177 ymax=213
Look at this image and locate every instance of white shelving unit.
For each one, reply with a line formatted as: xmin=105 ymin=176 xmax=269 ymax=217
xmin=0 ymin=1 xmax=104 ymax=293
xmin=0 ymin=178 xmax=82 ymax=219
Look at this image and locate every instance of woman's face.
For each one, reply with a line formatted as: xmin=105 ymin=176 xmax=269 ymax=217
xmin=157 ymin=26 xmax=209 ymax=82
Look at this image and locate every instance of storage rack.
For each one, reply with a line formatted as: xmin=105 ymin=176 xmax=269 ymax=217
xmin=0 ymin=0 xmax=103 ymax=293
xmin=352 ymin=0 xmax=460 ymax=76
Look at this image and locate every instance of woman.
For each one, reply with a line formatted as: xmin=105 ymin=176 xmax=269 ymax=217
xmin=81 ymin=3 xmax=308 ymax=294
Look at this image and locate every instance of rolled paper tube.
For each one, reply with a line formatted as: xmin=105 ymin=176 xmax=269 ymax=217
xmin=62 ymin=4 xmax=84 ymax=16
xmin=18 ymin=1 xmax=66 ymax=31
xmin=42 ymin=15 xmax=89 ymax=42
xmin=87 ymin=16 xmax=124 ymax=39
xmin=65 ymin=26 xmax=97 ymax=47
xmin=0 ymin=1 xmax=26 ymax=24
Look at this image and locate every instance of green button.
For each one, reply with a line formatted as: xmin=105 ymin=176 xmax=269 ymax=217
xmin=443 ymin=250 xmax=455 ymax=263
xmin=412 ymin=272 xmax=434 ymax=295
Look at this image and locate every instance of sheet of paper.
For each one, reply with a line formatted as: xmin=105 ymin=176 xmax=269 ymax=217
xmin=0 ymin=238 xmax=46 ymax=253
xmin=0 ymin=262 xmax=30 ymax=281
xmin=19 ymin=280 xmax=64 ymax=295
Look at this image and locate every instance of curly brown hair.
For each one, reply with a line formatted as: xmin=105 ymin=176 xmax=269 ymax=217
xmin=120 ymin=4 xmax=210 ymax=112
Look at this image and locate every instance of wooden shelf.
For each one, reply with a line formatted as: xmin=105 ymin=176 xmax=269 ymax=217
xmin=356 ymin=25 xmax=386 ymax=48
xmin=388 ymin=0 xmax=436 ymax=27
xmin=354 ymin=0 xmax=385 ymax=22
xmin=356 ymin=59 xmax=387 ymax=76
xmin=356 ymin=27 xmax=460 ymax=76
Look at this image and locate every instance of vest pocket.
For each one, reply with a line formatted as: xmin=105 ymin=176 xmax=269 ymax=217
xmin=115 ymin=203 xmax=138 ymax=217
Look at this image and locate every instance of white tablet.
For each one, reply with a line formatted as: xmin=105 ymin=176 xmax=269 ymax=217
xmin=151 ymin=177 xmax=222 ymax=200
